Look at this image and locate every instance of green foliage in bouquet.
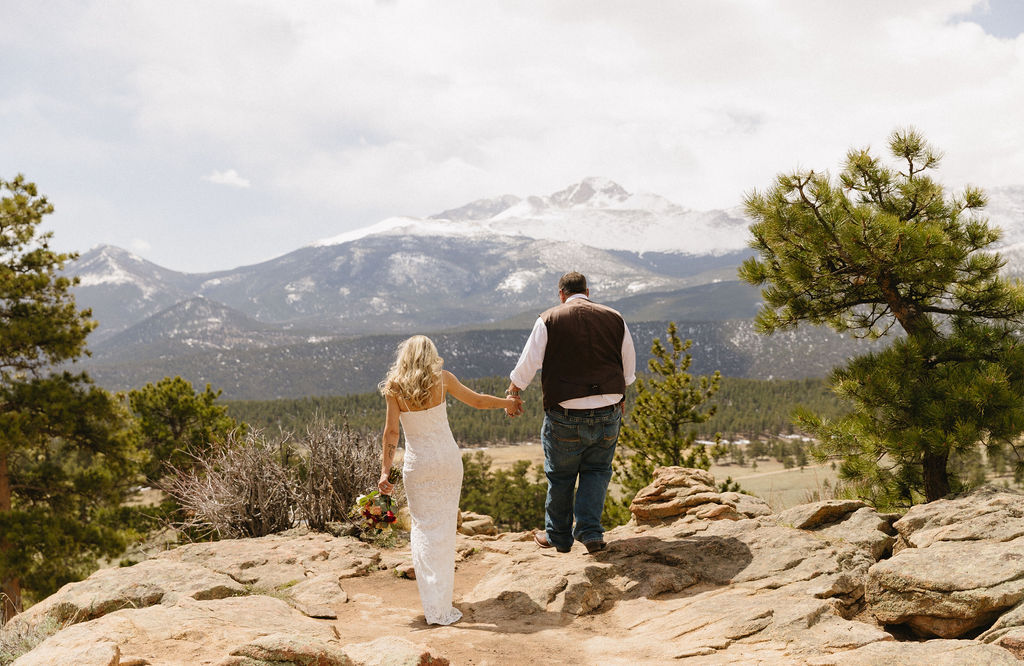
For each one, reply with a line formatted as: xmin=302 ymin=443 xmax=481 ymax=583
xmin=351 ymin=490 xmax=400 ymax=548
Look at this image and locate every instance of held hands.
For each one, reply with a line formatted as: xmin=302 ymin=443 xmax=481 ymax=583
xmin=505 ymin=394 xmax=524 ymax=417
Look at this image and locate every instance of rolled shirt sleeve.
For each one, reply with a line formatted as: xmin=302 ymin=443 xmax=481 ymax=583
xmin=622 ymin=322 xmax=636 ymax=386
xmin=509 ymin=316 xmax=547 ymax=389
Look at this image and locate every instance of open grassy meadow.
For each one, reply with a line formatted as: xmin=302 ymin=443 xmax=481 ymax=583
xmin=457 ymin=442 xmax=840 ymax=512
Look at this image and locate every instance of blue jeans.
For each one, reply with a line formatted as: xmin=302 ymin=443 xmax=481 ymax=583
xmin=541 ymin=406 xmax=622 ymax=551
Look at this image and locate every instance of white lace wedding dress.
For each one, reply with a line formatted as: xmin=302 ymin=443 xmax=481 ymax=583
xmin=400 ymin=399 xmax=464 ymax=625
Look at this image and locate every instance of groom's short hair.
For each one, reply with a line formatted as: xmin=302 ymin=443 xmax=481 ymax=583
xmin=558 ymin=272 xmax=587 ymax=295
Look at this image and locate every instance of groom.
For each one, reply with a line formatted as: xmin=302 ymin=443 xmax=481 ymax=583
xmin=506 ymin=271 xmax=636 ymax=554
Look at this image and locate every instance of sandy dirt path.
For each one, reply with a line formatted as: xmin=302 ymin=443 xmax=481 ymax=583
xmin=331 ymin=546 xmax=613 ymax=666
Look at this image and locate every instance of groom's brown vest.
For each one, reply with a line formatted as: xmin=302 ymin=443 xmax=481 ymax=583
xmin=540 ymin=298 xmax=626 ymax=409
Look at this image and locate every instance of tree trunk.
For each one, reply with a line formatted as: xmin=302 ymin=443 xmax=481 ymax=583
xmin=878 ymin=274 xmax=932 ymax=339
xmin=0 ymin=451 xmax=20 ymax=623
xmin=922 ymin=450 xmax=951 ymax=502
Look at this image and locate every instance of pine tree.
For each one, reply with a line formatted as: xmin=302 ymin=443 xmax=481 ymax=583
xmin=128 ymin=376 xmax=238 ymax=481
xmin=740 ymin=129 xmax=1024 ymax=506
xmin=614 ymin=322 xmax=721 ymax=502
xmin=0 ymin=176 xmax=143 ymax=621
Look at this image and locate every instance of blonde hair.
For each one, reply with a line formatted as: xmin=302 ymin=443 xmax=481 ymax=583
xmin=380 ymin=335 xmax=443 ymax=408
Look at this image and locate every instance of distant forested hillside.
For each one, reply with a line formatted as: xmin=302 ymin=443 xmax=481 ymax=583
xmin=225 ymin=375 xmax=850 ymax=444
xmin=86 ymin=320 xmax=881 ymax=400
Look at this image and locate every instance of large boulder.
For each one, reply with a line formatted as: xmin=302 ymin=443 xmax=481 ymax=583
xmin=629 ymin=466 xmax=772 ymax=523
xmin=890 ymin=485 xmax=1024 ymax=552
xmin=866 ymin=487 xmax=1024 ymax=638
xmin=458 ymin=511 xmax=498 ymax=536
xmin=779 ymin=500 xmax=898 ymax=560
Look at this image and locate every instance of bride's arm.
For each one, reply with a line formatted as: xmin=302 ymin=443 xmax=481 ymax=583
xmin=443 ymin=370 xmax=520 ymax=411
xmin=378 ymin=394 xmax=400 ymax=493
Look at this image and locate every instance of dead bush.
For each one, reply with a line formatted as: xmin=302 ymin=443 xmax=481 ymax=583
xmin=293 ymin=418 xmax=385 ymax=530
xmin=162 ymin=429 xmax=296 ymax=538
xmin=162 ymin=420 xmax=395 ymax=539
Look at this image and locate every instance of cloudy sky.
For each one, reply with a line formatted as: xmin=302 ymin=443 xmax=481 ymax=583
xmin=3 ymin=1 xmax=1023 ymax=273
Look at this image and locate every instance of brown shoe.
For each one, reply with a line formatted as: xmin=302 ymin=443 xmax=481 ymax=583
xmin=534 ymin=531 xmax=571 ymax=553
xmin=584 ymin=540 xmax=607 ymax=554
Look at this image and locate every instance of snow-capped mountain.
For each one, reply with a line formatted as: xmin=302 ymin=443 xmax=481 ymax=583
xmin=66 ymin=177 xmax=1024 ymax=397
xmin=71 ymin=245 xmax=199 ymax=338
xmin=69 ymin=178 xmax=755 ymax=344
xmin=313 ymin=176 xmax=750 ymax=256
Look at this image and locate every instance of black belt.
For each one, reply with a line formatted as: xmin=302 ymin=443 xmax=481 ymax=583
xmin=547 ymin=404 xmax=618 ymax=417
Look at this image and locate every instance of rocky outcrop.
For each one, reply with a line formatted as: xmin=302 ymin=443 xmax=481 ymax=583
xmin=866 ymin=486 xmax=1024 ymax=640
xmin=5 ymin=471 xmax=1023 ymax=664
xmin=457 ymin=511 xmax=498 ymax=536
xmin=464 ymin=468 xmax=898 ymax=662
xmin=629 ymin=466 xmax=774 ymax=522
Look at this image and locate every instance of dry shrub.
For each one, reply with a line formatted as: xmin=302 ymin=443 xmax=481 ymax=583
xmin=162 ymin=429 xmax=296 ymax=538
xmin=294 ymin=418 xmax=388 ymax=531
xmin=162 ymin=421 xmax=389 ymax=539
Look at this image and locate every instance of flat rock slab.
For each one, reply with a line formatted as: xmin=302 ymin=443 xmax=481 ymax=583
xmin=464 ymin=506 xmax=892 ymax=662
xmin=581 ymin=586 xmax=891 ymax=663
xmin=12 ymin=596 xmax=341 ymax=666
xmin=286 ymin=573 xmax=348 ymax=619
xmin=159 ymin=531 xmax=382 ymax=588
xmin=806 ymin=638 xmax=1021 ymax=665
xmin=8 ymin=558 xmax=245 ymax=631
xmin=343 ymin=637 xmax=450 ymax=666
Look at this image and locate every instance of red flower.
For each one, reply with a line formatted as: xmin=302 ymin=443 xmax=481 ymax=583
xmin=384 ymin=511 xmax=397 ymax=523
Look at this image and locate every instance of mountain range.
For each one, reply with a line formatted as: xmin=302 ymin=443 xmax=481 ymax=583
xmin=66 ymin=177 xmax=1024 ymax=399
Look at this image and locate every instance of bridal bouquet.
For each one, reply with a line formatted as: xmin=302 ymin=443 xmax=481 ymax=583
xmin=351 ymin=490 xmax=398 ymax=545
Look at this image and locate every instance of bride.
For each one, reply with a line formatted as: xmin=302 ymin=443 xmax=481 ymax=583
xmin=377 ymin=335 xmax=521 ymax=625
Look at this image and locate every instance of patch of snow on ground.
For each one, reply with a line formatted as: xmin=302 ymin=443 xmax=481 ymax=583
xmin=498 ymin=271 xmax=539 ymax=294
xmin=285 ymin=276 xmax=316 ymax=300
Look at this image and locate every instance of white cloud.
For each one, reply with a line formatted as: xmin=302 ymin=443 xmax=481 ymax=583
xmin=205 ymin=169 xmax=251 ymax=189
xmin=91 ymin=1 xmax=1020 ymax=208
xmin=4 ymin=0 xmax=1024 ymax=270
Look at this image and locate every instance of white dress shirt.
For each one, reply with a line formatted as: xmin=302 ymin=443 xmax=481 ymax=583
xmin=510 ymin=294 xmax=637 ymax=409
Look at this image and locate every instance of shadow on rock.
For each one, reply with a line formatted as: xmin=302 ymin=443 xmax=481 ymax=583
xmin=453 ymin=592 xmax=570 ymax=634
xmin=460 ymin=534 xmax=753 ymax=625
xmin=595 ymin=535 xmax=753 ymax=601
